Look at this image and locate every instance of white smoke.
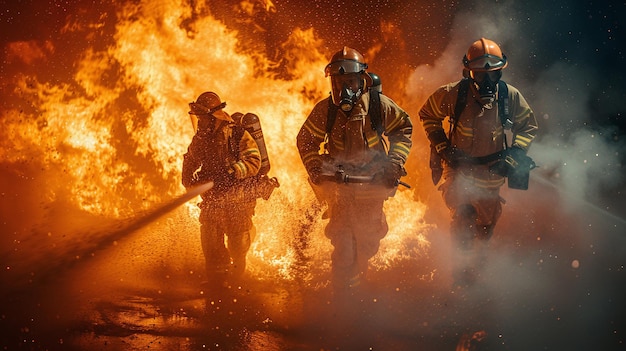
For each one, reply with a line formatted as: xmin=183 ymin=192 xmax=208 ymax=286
xmin=405 ymin=3 xmax=626 ymax=350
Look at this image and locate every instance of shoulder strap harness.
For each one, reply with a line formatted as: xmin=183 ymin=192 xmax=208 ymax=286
xmin=325 ymin=91 xmax=385 ymax=152
xmin=451 ymin=78 xmax=512 ymax=148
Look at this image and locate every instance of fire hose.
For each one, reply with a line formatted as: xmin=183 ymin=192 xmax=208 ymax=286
xmin=318 ymin=168 xmax=411 ymax=189
xmin=2 ymin=182 xmax=215 ymax=294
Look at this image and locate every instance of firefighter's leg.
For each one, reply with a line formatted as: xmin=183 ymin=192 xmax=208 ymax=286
xmin=471 ymin=193 xmax=503 ymax=278
xmin=327 ymin=226 xmax=358 ymax=290
xmin=227 ymin=230 xmax=251 ymax=279
xmin=225 ymin=203 xmax=256 ymax=279
xmin=451 ymin=204 xmax=478 ymax=250
xmin=474 ymin=192 xmax=503 ymax=242
xmin=353 ymin=198 xmax=388 ymax=286
xmin=441 ymin=175 xmax=480 ymax=286
xmin=199 ymin=207 xmax=230 ymax=279
xmin=450 ymin=204 xmax=479 ymax=286
xmin=325 ymin=201 xmax=359 ymax=291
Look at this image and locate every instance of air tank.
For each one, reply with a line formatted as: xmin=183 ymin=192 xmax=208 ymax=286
xmin=240 ymin=113 xmax=270 ymax=175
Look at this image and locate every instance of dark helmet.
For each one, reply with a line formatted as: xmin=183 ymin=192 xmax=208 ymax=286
xmin=188 ymin=92 xmax=232 ymax=122
xmin=188 ymin=91 xmax=232 ymax=133
xmin=325 ymin=47 xmax=373 ymax=112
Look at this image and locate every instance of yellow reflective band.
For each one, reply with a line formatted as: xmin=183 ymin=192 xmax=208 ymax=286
xmin=515 ymin=135 xmax=533 ymax=145
xmin=304 ymin=119 xmax=326 ymax=139
xmin=241 ymin=148 xmax=260 ymax=157
xmin=234 ymin=162 xmax=246 ymax=177
xmin=428 ymin=97 xmax=444 ymax=116
xmin=386 ymin=116 xmax=401 ymax=131
xmin=367 ymin=135 xmax=380 ymax=148
xmin=457 ymin=123 xmax=474 ymax=137
xmin=392 ymin=142 xmax=411 ymax=154
xmin=474 ymin=177 xmax=505 ymax=188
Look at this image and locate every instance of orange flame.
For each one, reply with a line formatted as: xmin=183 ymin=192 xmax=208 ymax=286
xmin=1 ymin=0 xmax=433 ymax=285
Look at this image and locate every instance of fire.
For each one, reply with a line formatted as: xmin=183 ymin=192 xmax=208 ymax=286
xmin=1 ymin=0 xmax=433 ymax=287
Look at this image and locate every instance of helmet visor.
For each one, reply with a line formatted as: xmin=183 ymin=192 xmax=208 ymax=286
xmin=466 ymin=54 xmax=507 ymax=71
xmin=330 ymin=73 xmax=362 ymax=107
xmin=325 ymin=60 xmax=367 ymax=77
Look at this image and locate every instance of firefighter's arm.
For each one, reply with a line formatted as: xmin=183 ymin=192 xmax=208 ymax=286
xmin=297 ymin=102 xmax=327 ymax=183
xmin=182 ymin=139 xmax=203 ymax=188
xmin=419 ymin=85 xmax=452 ymax=148
xmin=377 ymin=97 xmax=412 ymax=187
xmin=509 ymin=88 xmax=538 ymax=151
xmin=419 ymin=85 xmax=469 ymax=170
xmin=231 ymin=130 xmax=262 ymax=179
xmin=382 ymin=100 xmax=413 ymax=166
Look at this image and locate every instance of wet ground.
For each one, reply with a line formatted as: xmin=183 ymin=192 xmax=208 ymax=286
xmin=1 ymin=179 xmax=625 ymax=351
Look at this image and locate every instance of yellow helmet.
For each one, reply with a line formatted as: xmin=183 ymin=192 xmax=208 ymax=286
xmin=463 ymin=38 xmax=508 ymax=72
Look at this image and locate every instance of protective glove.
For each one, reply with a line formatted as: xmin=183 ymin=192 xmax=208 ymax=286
xmin=382 ymin=161 xmax=405 ymax=188
xmin=505 ymin=147 xmax=532 ymax=169
xmin=489 ymin=146 xmax=536 ymax=178
xmin=439 ymin=147 xmax=464 ymax=168
xmin=490 ymin=147 xmax=532 ymax=174
xmin=508 ymin=147 xmax=536 ymax=190
xmin=428 ymin=129 xmax=463 ymax=168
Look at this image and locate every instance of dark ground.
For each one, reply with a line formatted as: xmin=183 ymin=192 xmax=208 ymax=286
xmin=1 ymin=172 xmax=624 ymax=351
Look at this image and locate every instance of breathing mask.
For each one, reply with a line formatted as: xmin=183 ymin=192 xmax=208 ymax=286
xmin=470 ymin=70 xmax=502 ymax=105
xmin=331 ymin=73 xmax=363 ymax=112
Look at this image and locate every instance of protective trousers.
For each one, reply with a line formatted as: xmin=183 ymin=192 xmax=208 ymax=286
xmin=199 ymin=200 xmax=256 ymax=279
xmin=440 ymin=174 xmax=502 ymax=285
xmin=325 ymin=185 xmax=388 ymax=290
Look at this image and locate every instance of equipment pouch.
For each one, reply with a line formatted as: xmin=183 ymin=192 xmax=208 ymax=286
xmin=506 ymin=153 xmax=536 ymax=190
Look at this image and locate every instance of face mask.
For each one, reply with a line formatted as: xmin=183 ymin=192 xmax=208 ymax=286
xmin=331 ymin=73 xmax=363 ymax=112
xmin=471 ymin=70 xmax=502 ymax=105
xmin=339 ymin=84 xmax=362 ymax=112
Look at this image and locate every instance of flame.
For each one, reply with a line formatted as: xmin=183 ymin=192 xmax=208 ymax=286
xmin=1 ymin=0 xmax=434 ymax=286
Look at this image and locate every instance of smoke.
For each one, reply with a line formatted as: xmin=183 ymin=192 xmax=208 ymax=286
xmin=1 ymin=0 xmax=625 ymax=349
xmin=403 ymin=2 xmax=626 ymax=350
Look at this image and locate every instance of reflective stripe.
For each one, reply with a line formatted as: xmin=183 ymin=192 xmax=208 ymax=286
xmin=347 ymin=273 xmax=361 ymax=288
xmin=367 ymin=134 xmax=380 ymax=148
xmin=304 ymin=118 xmax=326 ymax=139
xmin=302 ymin=151 xmax=320 ymax=165
xmin=390 ymin=143 xmax=410 ymax=158
xmin=515 ymin=135 xmax=533 ymax=148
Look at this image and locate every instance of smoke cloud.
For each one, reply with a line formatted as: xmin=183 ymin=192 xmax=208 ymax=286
xmin=404 ymin=2 xmax=626 ymax=350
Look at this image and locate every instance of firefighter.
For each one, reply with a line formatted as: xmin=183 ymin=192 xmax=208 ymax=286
xmin=182 ymin=92 xmax=262 ymax=284
xmin=419 ymin=38 xmax=538 ymax=286
xmin=297 ymin=47 xmax=413 ymax=292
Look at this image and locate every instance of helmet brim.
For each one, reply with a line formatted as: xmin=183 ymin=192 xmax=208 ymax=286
xmin=188 ymin=102 xmax=233 ymax=122
xmin=325 ymin=60 xmax=368 ymax=77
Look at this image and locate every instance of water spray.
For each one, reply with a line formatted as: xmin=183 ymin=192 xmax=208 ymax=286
xmin=1 ymin=182 xmax=213 ymax=296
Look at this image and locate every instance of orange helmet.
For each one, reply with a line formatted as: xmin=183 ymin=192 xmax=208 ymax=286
xmin=325 ymin=46 xmax=368 ymax=77
xmin=463 ymin=38 xmax=508 ymax=72
xmin=325 ymin=47 xmax=373 ymax=111
xmin=188 ymin=91 xmax=232 ymax=122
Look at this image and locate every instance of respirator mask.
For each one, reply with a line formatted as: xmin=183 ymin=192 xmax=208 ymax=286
xmin=331 ymin=73 xmax=363 ymax=112
xmin=470 ymin=70 xmax=502 ymax=105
